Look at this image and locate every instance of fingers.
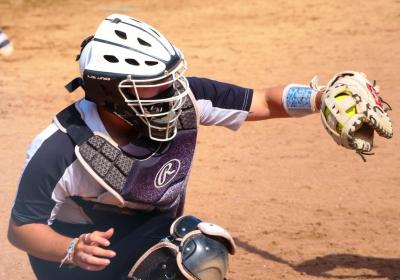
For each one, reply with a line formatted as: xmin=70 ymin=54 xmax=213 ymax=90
xmin=99 ymin=228 xmax=114 ymax=239
xmin=75 ymin=252 xmax=111 ymax=271
xmin=74 ymin=229 xmax=116 ymax=271
xmin=74 ymin=243 xmax=116 ymax=271
xmin=82 ymin=228 xmax=114 ymax=247
xmin=85 ymin=244 xmax=116 ymax=259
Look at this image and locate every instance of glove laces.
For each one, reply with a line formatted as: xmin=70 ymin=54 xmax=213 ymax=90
xmin=356 ymin=150 xmax=374 ymax=162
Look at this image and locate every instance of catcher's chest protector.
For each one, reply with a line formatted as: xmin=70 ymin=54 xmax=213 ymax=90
xmin=55 ymin=95 xmax=198 ymax=217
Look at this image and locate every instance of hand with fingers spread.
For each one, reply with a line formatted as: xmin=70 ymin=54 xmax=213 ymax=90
xmin=73 ymin=228 xmax=116 ymax=271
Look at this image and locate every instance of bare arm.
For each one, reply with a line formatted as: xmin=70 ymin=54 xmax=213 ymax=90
xmin=246 ymin=86 xmax=322 ymax=121
xmin=8 ymin=217 xmax=116 ymax=270
xmin=8 ymin=218 xmax=72 ymax=262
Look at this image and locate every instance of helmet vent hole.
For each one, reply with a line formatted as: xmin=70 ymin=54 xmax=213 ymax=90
xmin=104 ymin=55 xmax=119 ymax=63
xmin=125 ymin=58 xmax=140 ymax=66
xmin=137 ymin=38 xmax=151 ymax=47
xmin=115 ymin=30 xmax=127 ymax=40
xmin=145 ymin=61 xmax=158 ymax=66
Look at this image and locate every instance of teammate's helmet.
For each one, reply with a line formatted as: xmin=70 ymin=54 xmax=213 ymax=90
xmin=78 ymin=14 xmax=189 ymax=142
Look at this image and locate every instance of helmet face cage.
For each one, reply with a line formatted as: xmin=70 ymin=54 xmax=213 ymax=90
xmin=118 ymin=60 xmax=190 ymax=142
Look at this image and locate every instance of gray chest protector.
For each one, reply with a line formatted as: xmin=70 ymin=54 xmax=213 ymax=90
xmin=55 ymin=96 xmax=198 ymax=217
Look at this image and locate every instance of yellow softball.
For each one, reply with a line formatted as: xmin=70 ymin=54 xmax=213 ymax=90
xmin=324 ymin=91 xmax=356 ymax=134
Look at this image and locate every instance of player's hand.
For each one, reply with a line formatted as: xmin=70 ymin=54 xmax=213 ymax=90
xmin=312 ymin=71 xmax=393 ymax=160
xmin=73 ymin=228 xmax=116 ymax=271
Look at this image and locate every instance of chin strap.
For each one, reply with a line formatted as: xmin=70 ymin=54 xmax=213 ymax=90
xmin=65 ymin=35 xmax=94 ymax=94
xmin=65 ymin=77 xmax=84 ymax=93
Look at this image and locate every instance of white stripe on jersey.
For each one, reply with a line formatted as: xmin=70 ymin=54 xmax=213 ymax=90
xmin=23 ymin=123 xmax=59 ymax=168
xmin=196 ymin=99 xmax=249 ymax=130
xmin=49 ymin=160 xmax=104 ymax=225
xmin=74 ymin=99 xmax=109 ymax=135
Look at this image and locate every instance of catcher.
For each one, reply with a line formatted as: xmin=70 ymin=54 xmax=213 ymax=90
xmin=7 ymin=14 xmax=393 ymax=280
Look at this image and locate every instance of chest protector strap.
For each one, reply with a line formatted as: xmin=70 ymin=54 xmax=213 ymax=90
xmin=55 ymin=104 xmax=93 ymax=145
xmin=55 ymin=104 xmax=138 ymax=206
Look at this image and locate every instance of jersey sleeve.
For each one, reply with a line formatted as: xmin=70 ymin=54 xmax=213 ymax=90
xmin=187 ymin=76 xmax=253 ymax=130
xmin=11 ymin=129 xmax=76 ymax=225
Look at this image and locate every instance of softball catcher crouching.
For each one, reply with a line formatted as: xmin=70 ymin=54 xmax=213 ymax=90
xmin=7 ymin=13 xmax=393 ymax=280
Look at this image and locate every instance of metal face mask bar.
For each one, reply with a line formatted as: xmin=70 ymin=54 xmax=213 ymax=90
xmin=118 ymin=60 xmax=190 ymax=142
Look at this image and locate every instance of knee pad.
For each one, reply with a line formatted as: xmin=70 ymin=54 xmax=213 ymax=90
xmin=128 ymin=215 xmax=236 ymax=280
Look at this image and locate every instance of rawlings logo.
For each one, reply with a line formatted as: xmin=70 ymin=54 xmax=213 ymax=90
xmin=366 ymin=83 xmax=383 ymax=108
xmin=154 ymin=159 xmax=181 ymax=188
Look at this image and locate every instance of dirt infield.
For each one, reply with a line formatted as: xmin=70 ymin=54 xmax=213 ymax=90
xmin=1 ymin=0 xmax=400 ymax=279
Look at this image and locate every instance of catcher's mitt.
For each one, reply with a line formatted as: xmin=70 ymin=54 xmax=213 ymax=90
xmin=311 ymin=71 xmax=393 ymax=161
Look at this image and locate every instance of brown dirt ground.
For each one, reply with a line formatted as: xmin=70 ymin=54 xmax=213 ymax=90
xmin=1 ymin=0 xmax=400 ymax=279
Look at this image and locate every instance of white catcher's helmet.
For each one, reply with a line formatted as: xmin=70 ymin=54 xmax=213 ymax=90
xmin=68 ymin=14 xmax=190 ymax=141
